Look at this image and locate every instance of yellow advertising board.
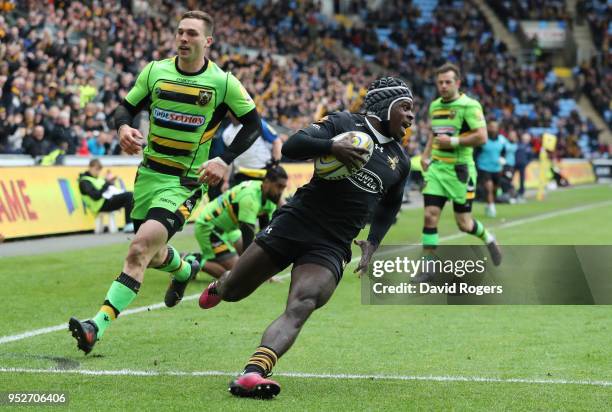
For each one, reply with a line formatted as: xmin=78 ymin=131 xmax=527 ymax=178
xmin=283 ymin=162 xmax=314 ymax=196
xmin=0 ymin=166 xmax=137 ymax=239
xmin=0 ymin=163 xmax=314 ymax=240
xmin=519 ymin=159 xmax=595 ymax=189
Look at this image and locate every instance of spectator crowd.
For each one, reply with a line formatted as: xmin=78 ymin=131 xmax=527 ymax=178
xmin=0 ymin=0 xmax=609 ymax=162
xmin=575 ymin=0 xmax=611 ymax=131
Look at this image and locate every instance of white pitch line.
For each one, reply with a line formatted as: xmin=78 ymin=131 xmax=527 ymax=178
xmin=0 ymin=295 xmax=199 ymax=345
xmin=1 ymin=199 xmax=611 ymax=346
xmin=0 ymin=367 xmax=610 ymax=388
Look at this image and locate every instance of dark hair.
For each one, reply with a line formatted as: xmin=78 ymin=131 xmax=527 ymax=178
xmin=89 ymin=158 xmax=102 ymax=168
xmin=435 ymin=63 xmax=461 ymax=81
xmin=181 ymin=10 xmax=214 ymax=36
xmin=264 ymin=164 xmax=288 ymax=182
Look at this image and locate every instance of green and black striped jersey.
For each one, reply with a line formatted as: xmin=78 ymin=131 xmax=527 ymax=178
xmin=429 ymin=93 xmax=486 ymax=165
xmin=125 ymin=57 xmax=255 ymax=179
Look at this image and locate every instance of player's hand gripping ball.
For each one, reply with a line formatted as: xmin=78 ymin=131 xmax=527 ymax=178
xmin=315 ymin=131 xmax=374 ymax=180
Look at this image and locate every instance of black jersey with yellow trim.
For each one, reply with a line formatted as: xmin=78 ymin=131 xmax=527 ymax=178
xmin=279 ymin=111 xmax=410 ymax=246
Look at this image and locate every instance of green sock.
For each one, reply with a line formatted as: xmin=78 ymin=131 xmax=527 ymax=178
xmin=92 ymin=273 xmax=140 ymax=338
xmin=156 ymin=245 xmax=191 ymax=282
xmin=469 ymin=219 xmax=493 ymax=243
xmin=422 ymin=227 xmax=439 ymax=248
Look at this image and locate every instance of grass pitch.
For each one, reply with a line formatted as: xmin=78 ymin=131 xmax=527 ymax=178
xmin=1 ymin=185 xmax=611 ymax=410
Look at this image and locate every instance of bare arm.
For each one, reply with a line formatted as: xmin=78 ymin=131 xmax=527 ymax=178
xmin=271 ymin=138 xmax=282 ymax=161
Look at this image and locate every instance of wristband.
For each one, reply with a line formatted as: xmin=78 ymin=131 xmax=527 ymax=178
xmin=450 ymin=137 xmax=460 ymax=147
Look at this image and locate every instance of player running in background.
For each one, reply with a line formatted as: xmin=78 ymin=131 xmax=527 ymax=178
xmin=500 ymin=130 xmax=519 ymax=202
xmin=476 ymin=121 xmax=507 ymax=217
xmin=183 ymin=165 xmax=288 ymax=279
xmin=199 ymin=77 xmax=414 ymax=399
xmin=417 ymin=63 xmax=501 ymax=282
xmin=68 ymin=10 xmax=261 ymax=354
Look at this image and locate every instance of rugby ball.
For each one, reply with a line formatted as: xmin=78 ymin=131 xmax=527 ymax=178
xmin=314 ymin=131 xmax=374 ymax=180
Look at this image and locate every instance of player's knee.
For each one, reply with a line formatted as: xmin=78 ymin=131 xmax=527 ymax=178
xmin=285 ymin=296 xmax=317 ymax=328
xmin=125 ymin=238 xmax=150 ymax=268
xmin=457 ymin=219 xmax=472 ymax=232
xmin=424 ymin=211 xmax=438 ymax=227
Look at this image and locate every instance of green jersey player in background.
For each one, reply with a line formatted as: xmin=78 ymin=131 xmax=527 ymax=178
xmin=184 ymin=165 xmax=288 ymax=279
xmin=69 ymin=10 xmax=262 ymax=354
xmin=416 ymin=63 xmax=501 ymax=282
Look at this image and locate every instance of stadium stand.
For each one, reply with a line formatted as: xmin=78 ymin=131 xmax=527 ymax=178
xmin=488 ymin=0 xmax=571 ymax=31
xmin=334 ymin=0 xmax=606 ymax=158
xmin=575 ymin=1 xmax=611 ymax=131
xmin=0 ymin=0 xmax=609 ymax=161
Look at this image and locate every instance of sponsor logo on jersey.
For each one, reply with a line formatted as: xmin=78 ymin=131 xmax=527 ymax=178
xmin=175 ymin=77 xmax=198 ymax=84
xmin=432 ymin=126 xmax=456 ymax=136
xmin=374 ymin=144 xmax=384 ymax=153
xmin=153 ymin=108 xmax=205 ymax=127
xmin=159 ymin=198 xmax=177 ymax=207
xmin=348 ymin=168 xmax=383 ymax=194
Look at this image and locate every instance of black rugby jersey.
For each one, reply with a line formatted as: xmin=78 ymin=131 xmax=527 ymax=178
xmin=279 ymin=111 xmax=410 ymax=246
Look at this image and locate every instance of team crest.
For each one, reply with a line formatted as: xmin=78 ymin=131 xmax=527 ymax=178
xmin=197 ymin=90 xmax=212 ymax=106
xmin=387 ymin=155 xmax=399 ymax=170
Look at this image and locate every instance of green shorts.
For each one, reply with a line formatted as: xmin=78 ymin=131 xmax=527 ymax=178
xmin=194 ymin=220 xmax=237 ymax=263
xmin=422 ymin=161 xmax=477 ymax=205
xmin=132 ymin=166 xmax=204 ymax=234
